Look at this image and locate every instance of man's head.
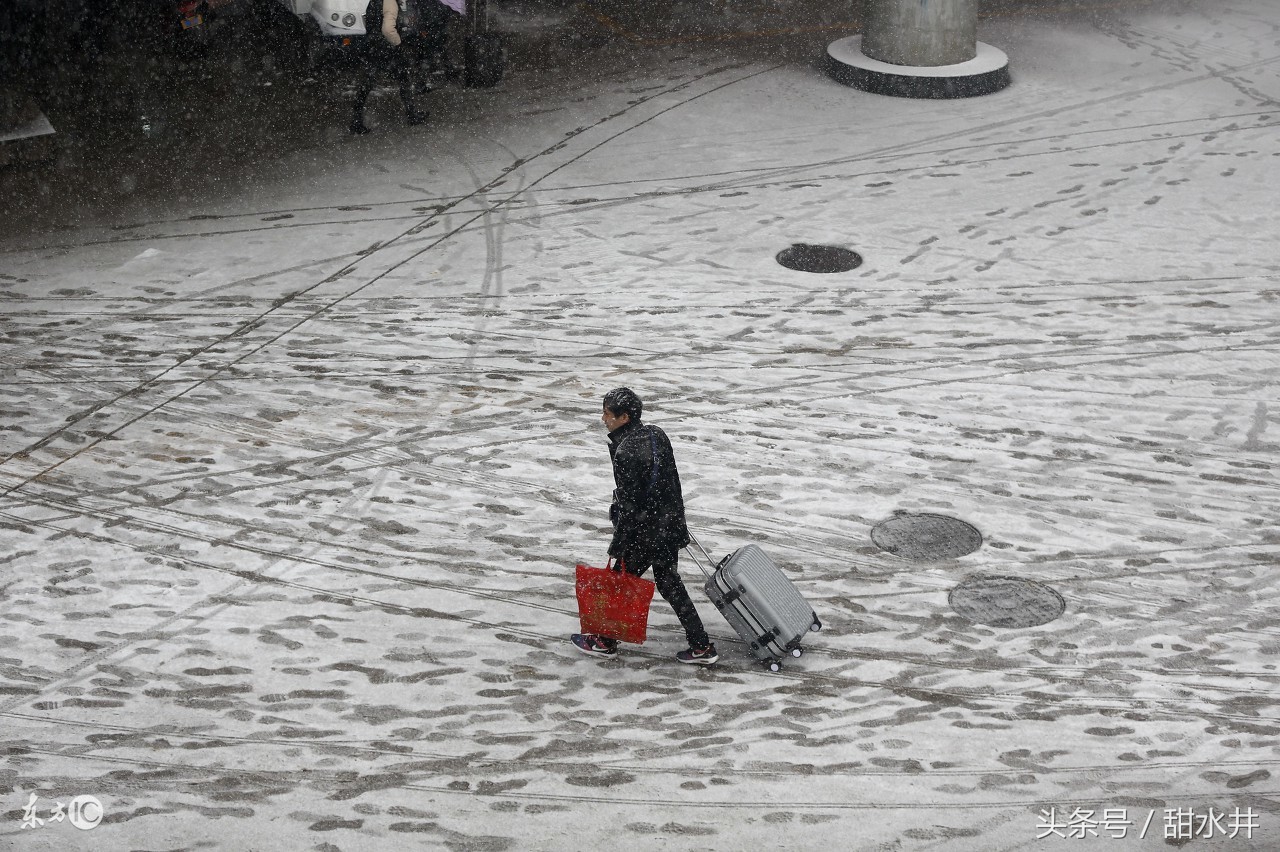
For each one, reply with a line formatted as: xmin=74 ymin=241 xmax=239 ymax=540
xmin=602 ymin=387 xmax=642 ymax=431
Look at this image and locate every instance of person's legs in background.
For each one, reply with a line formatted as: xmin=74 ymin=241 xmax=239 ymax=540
xmin=350 ymin=41 xmax=425 ymax=132
xmin=388 ymin=44 xmax=426 ymax=124
xmin=349 ymin=41 xmax=378 ymax=134
xmin=401 ymin=30 xmax=433 ymax=94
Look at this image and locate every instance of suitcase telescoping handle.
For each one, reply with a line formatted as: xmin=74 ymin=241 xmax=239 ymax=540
xmin=684 ymin=530 xmax=719 ymax=579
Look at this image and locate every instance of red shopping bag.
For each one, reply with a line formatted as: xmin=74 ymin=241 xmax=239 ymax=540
xmin=576 ymin=561 xmax=656 ymax=644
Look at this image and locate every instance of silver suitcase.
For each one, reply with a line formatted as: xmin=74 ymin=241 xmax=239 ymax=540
xmin=688 ymin=536 xmax=821 ymax=672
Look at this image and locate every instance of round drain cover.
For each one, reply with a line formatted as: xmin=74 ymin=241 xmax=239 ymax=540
xmin=871 ymin=513 xmax=982 ymax=560
xmin=949 ymin=576 xmax=1066 ymax=628
xmin=776 ymin=243 xmax=863 ymax=273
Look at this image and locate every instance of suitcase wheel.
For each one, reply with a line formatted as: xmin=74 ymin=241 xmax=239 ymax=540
xmin=790 ymin=647 xmax=803 ymax=658
xmin=810 ymin=616 xmax=822 ymax=632
xmin=765 ymin=660 xmax=782 ymax=673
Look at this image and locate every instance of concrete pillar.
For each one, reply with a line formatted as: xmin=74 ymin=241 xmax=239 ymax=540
xmin=826 ymin=0 xmax=1009 ymax=98
xmin=862 ymin=0 xmax=977 ymax=67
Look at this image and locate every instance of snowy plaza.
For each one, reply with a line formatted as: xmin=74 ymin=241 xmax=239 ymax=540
xmin=1 ymin=0 xmax=1279 ymax=848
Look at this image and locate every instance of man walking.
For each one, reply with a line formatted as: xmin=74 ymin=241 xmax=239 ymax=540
xmin=572 ymin=388 xmax=719 ymax=665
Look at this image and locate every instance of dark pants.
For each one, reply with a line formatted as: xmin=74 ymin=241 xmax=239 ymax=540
xmin=625 ymin=549 xmax=711 ymax=649
xmin=412 ymin=4 xmax=462 ymax=73
xmin=352 ymin=40 xmax=418 ymax=124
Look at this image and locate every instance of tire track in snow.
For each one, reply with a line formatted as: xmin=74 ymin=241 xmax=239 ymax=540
xmin=2 ymin=102 xmax=1273 ymax=254
xmin=0 ymin=60 xmax=785 ymax=498
xmin=5 ymin=321 xmax=1275 ymax=555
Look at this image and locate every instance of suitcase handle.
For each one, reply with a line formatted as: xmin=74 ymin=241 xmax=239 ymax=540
xmin=684 ymin=530 xmax=719 ymax=579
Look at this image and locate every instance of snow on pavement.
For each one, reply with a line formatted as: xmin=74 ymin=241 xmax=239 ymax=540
xmin=1 ymin=0 xmax=1279 ymax=848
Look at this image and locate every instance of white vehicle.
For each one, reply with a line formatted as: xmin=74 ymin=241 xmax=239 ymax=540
xmin=276 ymin=0 xmax=369 ymax=38
xmin=268 ymin=0 xmax=371 ymax=77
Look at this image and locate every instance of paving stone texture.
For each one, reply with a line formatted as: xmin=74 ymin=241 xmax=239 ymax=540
xmin=1 ymin=0 xmax=1278 ymax=849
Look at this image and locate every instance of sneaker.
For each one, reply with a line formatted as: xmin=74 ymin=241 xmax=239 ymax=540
xmin=676 ymin=644 xmax=719 ymax=665
xmin=571 ymin=633 xmax=618 ymax=658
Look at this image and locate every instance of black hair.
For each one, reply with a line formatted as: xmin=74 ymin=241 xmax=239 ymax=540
xmin=602 ymin=387 xmax=643 ymax=421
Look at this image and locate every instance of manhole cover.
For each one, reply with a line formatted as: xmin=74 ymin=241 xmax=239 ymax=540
xmin=776 ymin=243 xmax=863 ymax=273
xmin=949 ymin=576 xmax=1066 ymax=628
xmin=871 ymin=513 xmax=982 ymax=560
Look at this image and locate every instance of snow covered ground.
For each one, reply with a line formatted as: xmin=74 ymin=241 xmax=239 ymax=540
xmin=2 ymin=0 xmax=1279 ymax=848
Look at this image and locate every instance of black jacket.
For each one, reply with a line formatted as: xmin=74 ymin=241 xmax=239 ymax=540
xmin=607 ymin=419 xmax=690 ymax=567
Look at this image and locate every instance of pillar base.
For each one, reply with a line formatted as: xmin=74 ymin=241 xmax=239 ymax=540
xmin=826 ymin=35 xmax=1010 ymax=99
